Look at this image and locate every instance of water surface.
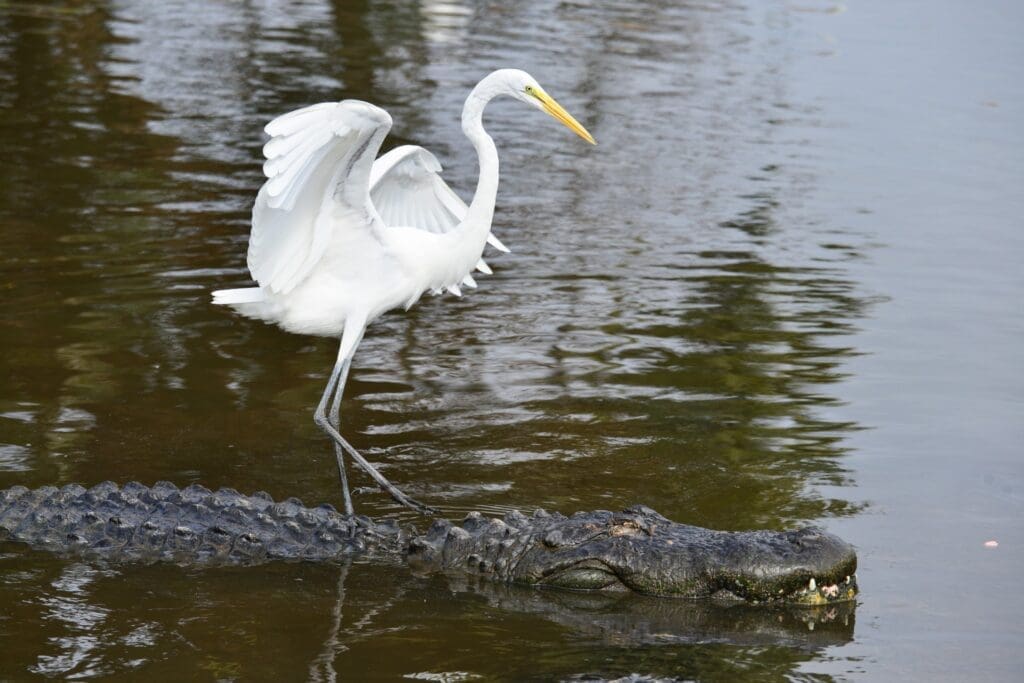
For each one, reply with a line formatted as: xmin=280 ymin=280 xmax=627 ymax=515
xmin=0 ymin=0 xmax=1021 ymax=680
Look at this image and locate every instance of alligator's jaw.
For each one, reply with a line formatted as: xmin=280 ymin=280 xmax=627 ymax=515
xmin=406 ymin=505 xmax=858 ymax=605
xmin=520 ymin=507 xmax=859 ymax=604
xmin=787 ymin=574 xmax=859 ymax=605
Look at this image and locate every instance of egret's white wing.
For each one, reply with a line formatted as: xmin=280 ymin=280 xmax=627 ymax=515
xmin=369 ymin=145 xmax=511 ymax=258
xmin=247 ymin=101 xmax=392 ymax=294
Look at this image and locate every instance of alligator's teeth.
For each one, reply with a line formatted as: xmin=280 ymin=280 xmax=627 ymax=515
xmin=808 ymin=578 xmax=816 ymax=591
xmin=845 ymin=575 xmax=851 ymax=584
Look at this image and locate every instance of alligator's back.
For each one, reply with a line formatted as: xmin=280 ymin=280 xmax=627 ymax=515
xmin=0 ymin=481 xmax=397 ymax=564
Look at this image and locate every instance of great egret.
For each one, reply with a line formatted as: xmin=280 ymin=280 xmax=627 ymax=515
xmin=212 ymin=69 xmax=595 ymax=514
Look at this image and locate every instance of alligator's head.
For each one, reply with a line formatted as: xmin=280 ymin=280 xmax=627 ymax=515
xmin=406 ymin=505 xmax=857 ymax=604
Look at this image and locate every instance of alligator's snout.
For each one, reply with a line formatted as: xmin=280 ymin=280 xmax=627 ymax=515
xmin=510 ymin=506 xmax=858 ymax=604
xmin=764 ymin=526 xmax=859 ymax=604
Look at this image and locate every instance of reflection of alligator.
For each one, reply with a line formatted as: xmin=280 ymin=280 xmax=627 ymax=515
xmin=445 ymin=576 xmax=856 ymax=649
xmin=0 ymin=482 xmax=857 ymax=605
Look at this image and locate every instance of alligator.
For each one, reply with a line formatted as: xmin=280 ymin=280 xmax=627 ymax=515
xmin=0 ymin=481 xmax=858 ymax=605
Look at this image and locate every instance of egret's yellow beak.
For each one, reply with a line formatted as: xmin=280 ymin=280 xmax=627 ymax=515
xmin=532 ymin=87 xmax=596 ymax=145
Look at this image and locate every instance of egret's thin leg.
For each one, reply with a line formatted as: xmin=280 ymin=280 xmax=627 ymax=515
xmin=314 ymin=320 xmax=436 ymax=515
xmin=316 ymin=357 xmax=354 ymax=515
xmin=328 ymin=360 xmax=354 ymax=516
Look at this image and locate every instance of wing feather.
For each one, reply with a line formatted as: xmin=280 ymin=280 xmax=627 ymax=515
xmin=263 ymin=102 xmax=336 ymax=137
xmin=247 ymin=101 xmax=393 ymax=294
xmin=369 ymin=145 xmax=511 ymax=258
xmin=264 ymin=127 xmax=336 ymax=210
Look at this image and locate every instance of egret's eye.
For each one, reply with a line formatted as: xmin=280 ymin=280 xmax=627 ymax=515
xmin=525 ymin=85 xmax=535 ymax=95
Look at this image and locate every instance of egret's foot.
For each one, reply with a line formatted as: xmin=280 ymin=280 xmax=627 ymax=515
xmin=346 ymin=479 xmax=435 ymax=515
xmin=338 ymin=445 xmax=435 ymax=514
xmin=386 ymin=487 xmax=437 ymax=516
xmin=316 ymin=416 xmax=437 ymax=516
xmin=345 ymin=459 xmax=436 ymax=515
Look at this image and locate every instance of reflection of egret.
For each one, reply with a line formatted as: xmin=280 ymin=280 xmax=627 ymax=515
xmin=213 ymin=69 xmax=595 ymax=514
xmin=308 ymin=558 xmax=350 ymax=683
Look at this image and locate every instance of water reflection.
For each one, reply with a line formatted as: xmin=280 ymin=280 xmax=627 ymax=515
xmin=0 ymin=0 xmax=873 ymax=679
xmin=453 ymin=582 xmax=855 ymax=652
xmin=31 ymin=563 xmax=113 ymax=678
xmin=308 ymin=558 xmax=351 ymax=683
xmin=0 ymin=549 xmax=854 ymax=680
xmin=0 ymin=0 xmax=183 ymax=480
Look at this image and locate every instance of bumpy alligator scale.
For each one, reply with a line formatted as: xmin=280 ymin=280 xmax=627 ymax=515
xmin=0 ymin=482 xmax=858 ymax=604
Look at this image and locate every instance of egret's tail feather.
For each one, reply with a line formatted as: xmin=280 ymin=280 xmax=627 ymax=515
xmin=212 ymin=287 xmax=264 ymax=305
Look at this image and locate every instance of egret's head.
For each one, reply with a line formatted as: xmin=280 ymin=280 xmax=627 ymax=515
xmin=495 ymin=69 xmax=596 ymax=145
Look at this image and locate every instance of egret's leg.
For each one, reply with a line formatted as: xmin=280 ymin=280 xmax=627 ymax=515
xmin=315 ymin=357 xmax=354 ymax=515
xmin=329 ymin=361 xmax=354 ymax=516
xmin=314 ymin=321 xmax=436 ymax=515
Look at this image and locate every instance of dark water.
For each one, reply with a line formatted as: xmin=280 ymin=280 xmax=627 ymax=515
xmin=0 ymin=0 xmax=1021 ymax=680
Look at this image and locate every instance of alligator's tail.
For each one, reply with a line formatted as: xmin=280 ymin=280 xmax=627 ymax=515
xmin=0 ymin=482 xmax=386 ymax=564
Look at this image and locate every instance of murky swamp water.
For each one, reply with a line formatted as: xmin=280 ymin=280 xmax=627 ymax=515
xmin=0 ymin=0 xmax=1021 ymax=680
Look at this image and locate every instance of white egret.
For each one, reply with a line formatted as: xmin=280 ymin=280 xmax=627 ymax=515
xmin=212 ymin=69 xmax=595 ymax=514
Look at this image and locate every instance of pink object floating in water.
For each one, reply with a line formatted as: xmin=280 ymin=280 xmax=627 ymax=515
xmin=984 ymin=540 xmax=999 ymax=548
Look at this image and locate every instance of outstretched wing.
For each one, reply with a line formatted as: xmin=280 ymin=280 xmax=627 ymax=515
xmin=369 ymin=145 xmax=510 ymax=279
xmin=247 ymin=101 xmax=392 ymax=294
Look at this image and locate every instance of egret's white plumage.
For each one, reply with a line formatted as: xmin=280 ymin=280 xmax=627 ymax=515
xmin=212 ymin=69 xmax=594 ymax=513
xmin=369 ymin=144 xmax=509 ymax=289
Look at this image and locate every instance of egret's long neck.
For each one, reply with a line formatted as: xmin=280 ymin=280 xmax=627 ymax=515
xmin=460 ymin=82 xmax=500 ymax=236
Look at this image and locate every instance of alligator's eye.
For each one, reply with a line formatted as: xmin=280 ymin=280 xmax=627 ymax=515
xmin=542 ymin=565 xmax=623 ymax=591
